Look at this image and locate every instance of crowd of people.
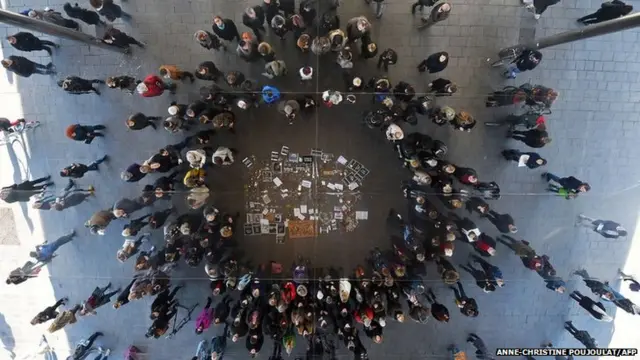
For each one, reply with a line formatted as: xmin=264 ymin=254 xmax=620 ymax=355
xmin=1 ymin=0 xmax=639 ymax=359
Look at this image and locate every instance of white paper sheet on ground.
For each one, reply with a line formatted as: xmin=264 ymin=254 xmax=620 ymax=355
xmin=309 ymin=209 xmax=315 ymax=214
xmin=327 ymin=183 xmax=336 ymax=190
xmin=260 ymin=219 xmax=269 ymax=225
xmin=294 ymin=208 xmax=301 ymax=217
xmin=335 ymin=212 xmax=343 ymax=219
xmin=273 ymin=177 xmax=283 ymax=187
xmin=297 ymin=214 xmax=306 ymax=220
xmin=301 ymin=180 xmax=312 ymax=188
xmin=518 ymin=155 xmax=530 ymax=167
xmin=348 ymin=182 xmax=359 ymax=190
xmin=335 ymin=184 xmax=344 ymax=191
xmin=310 ymin=215 xmax=316 ymax=220
xmin=355 ymin=211 xmax=369 ymax=220
xmin=321 ymin=181 xmax=326 ymax=186
xmin=337 ymin=156 xmax=348 ymax=165
xmin=262 ymin=209 xmax=269 ymax=215
xmin=300 ymin=205 xmax=308 ymax=213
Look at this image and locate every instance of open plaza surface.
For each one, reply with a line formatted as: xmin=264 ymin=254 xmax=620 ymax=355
xmin=1 ymin=0 xmax=640 ymax=358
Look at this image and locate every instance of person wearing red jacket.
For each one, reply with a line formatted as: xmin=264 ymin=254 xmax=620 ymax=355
xmin=354 ymin=306 xmax=374 ymax=327
xmin=136 ymin=74 xmax=176 ymax=97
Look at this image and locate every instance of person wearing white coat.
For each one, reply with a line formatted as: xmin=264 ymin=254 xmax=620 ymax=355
xmin=212 ymin=147 xmax=235 ymax=166
xmin=186 ymin=149 xmax=208 ymax=169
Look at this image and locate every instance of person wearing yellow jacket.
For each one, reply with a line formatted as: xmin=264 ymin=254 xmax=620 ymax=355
xmin=183 ymin=168 xmax=206 ymax=188
xmin=159 ymin=65 xmax=195 ymax=83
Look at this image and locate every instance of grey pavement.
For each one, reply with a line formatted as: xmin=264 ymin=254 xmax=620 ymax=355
xmin=1 ymin=0 xmax=640 ymax=358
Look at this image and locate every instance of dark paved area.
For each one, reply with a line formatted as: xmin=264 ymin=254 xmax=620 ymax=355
xmin=2 ymin=0 xmax=640 ymax=358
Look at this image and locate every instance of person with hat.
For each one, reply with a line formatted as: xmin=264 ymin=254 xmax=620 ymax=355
xmin=418 ymin=51 xmax=449 ymax=73
xmin=194 ymin=30 xmax=226 ymax=51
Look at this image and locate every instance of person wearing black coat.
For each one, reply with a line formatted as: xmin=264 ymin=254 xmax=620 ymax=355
xmin=428 ymin=78 xmax=457 ymax=96
xmin=411 ymin=0 xmax=437 ymax=14
xmin=510 ymin=128 xmax=551 ymax=148
xmin=242 ymin=6 xmax=266 ymax=43
xmin=501 ymin=149 xmax=547 ymax=169
xmin=89 ymin=0 xmax=131 ymax=21
xmin=212 ymin=16 xmax=241 ymax=43
xmin=299 ymin=0 xmax=317 ymax=27
xmin=417 ymin=51 xmax=449 ymax=73
xmin=102 ymin=27 xmax=144 ymax=50
xmin=578 ymin=0 xmax=632 ymax=25
xmin=65 ymin=124 xmax=106 ymax=144
xmin=263 ymin=0 xmax=281 ymax=25
xmin=196 ymin=61 xmax=223 ymax=82
xmin=7 ymin=32 xmax=58 ymax=56
xmin=58 ymin=76 xmax=105 ymax=95
xmin=60 ymin=156 xmax=108 ymax=178
xmin=63 ymin=3 xmax=104 ymax=26
xmin=0 ymin=176 xmax=53 ymax=204
xmin=127 ymin=113 xmax=161 ymax=130
xmin=1 ymin=56 xmax=55 ymax=77
xmin=106 ymin=75 xmax=138 ymax=93
xmin=278 ymin=0 xmax=295 ymax=17
xmin=377 ymin=48 xmax=398 ymax=71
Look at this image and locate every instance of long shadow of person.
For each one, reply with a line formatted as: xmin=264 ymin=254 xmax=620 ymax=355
xmin=6 ymin=141 xmax=35 ymax=232
xmin=0 ymin=313 xmax=16 ymax=359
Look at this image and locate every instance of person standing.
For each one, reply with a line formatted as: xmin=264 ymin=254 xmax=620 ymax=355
xmin=578 ymin=1 xmax=632 ymax=25
xmin=417 ymin=52 xmax=448 ymax=73
xmin=65 ymin=124 xmax=106 ymax=144
xmin=467 ymin=333 xmax=494 ymax=360
xmin=242 ymin=6 xmax=266 ymax=42
xmin=425 ymin=288 xmax=450 ymax=322
xmin=30 ymin=230 xmax=76 ymax=263
xmin=113 ymin=276 xmax=139 ymax=309
xmin=419 ymin=1 xmax=451 ymax=27
xmin=504 ymin=48 xmax=542 ymax=79
xmin=102 ymin=27 xmax=145 ymax=50
xmin=576 ymin=214 xmax=627 ymax=239
xmin=30 ymin=9 xmax=80 ymax=29
xmin=121 ymin=163 xmax=147 ymax=182
xmin=212 ymin=147 xmax=236 ymax=166
xmin=57 ymin=76 xmax=104 ymax=95
xmin=1 ymin=175 xmax=53 ymax=204
xmin=106 ymin=75 xmax=138 ymax=93
xmin=60 ymin=156 xmax=108 ymax=178
xmin=196 ymin=61 xmax=223 ymax=82
xmin=63 ymin=3 xmax=104 ymax=26
xmin=569 ymin=291 xmax=613 ymax=322
xmin=428 ymin=78 xmax=457 ymax=96
xmin=510 ymin=128 xmax=551 ymax=148
xmin=497 ymin=235 xmax=535 ymax=258
xmin=196 ymin=297 xmax=214 ymax=334
xmin=563 ymin=321 xmax=598 ymax=348
xmin=2 ymin=56 xmax=55 ymax=77
xmin=80 ymin=283 xmax=121 ymax=315
xmin=6 ymin=261 xmax=45 ymax=285
xmin=485 ymin=210 xmax=517 ymax=234
xmin=501 ymin=149 xmax=547 ymax=169
xmin=470 ymin=255 xmax=505 ymax=288
xmin=89 ymin=0 xmax=130 ymax=21
xmin=364 ymin=0 xmax=386 ymax=19
xmin=346 ymin=16 xmax=372 ymax=44
xmin=522 ymin=0 xmax=560 ymax=20
xmin=159 ymin=65 xmax=195 ymax=83
xmin=459 ymin=262 xmax=496 ymax=293
xmin=377 ymin=48 xmax=398 ymax=71
xmin=85 ymin=209 xmax=116 ymax=235
xmin=618 ymin=269 xmax=640 ymax=292
xmin=70 ymin=332 xmax=104 ymax=360
xmin=136 ymin=74 xmax=175 ymax=97
xmin=542 ymin=172 xmax=591 ymax=199
xmin=31 ymin=298 xmax=68 ymax=325
xmin=212 ymin=16 xmax=241 ymax=44
xmin=127 ymin=113 xmax=161 ymax=130
xmin=411 ymin=0 xmax=437 ymax=14
xmin=449 ymin=281 xmax=478 ymax=317
xmin=6 ymin=32 xmax=57 ymax=55
xmin=47 ymin=304 xmax=81 ymax=333
xmin=194 ymin=30 xmax=226 ymax=52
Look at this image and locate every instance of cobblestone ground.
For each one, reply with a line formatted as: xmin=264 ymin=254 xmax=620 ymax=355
xmin=1 ymin=0 xmax=640 ymax=358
